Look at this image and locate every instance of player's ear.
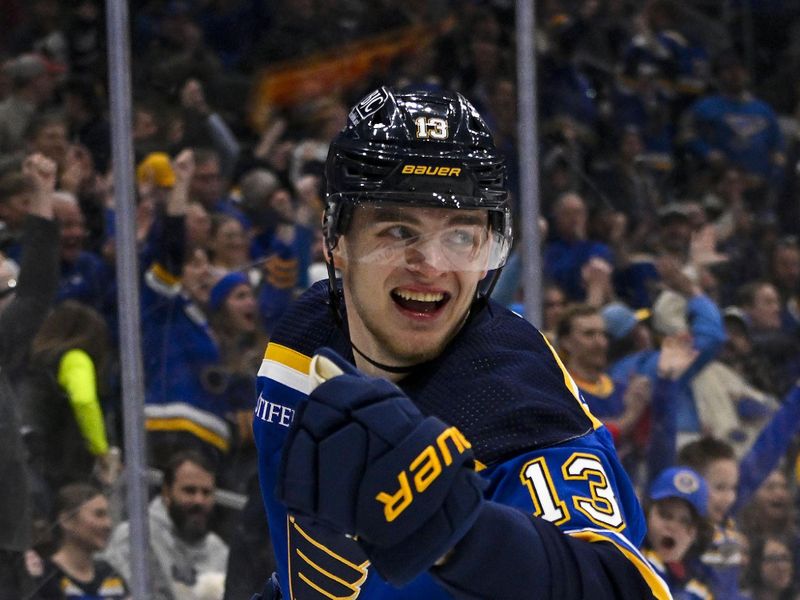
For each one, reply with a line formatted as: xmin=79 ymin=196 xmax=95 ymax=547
xmin=328 ymin=239 xmax=347 ymax=270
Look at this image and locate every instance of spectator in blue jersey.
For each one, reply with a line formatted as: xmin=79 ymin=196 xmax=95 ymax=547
xmin=52 ymin=191 xmax=111 ymax=313
xmin=680 ymin=51 xmax=786 ymax=206
xmin=141 ymin=149 xmax=232 ymax=469
xmin=206 ymin=269 xmax=266 ymax=482
xmin=643 ymin=466 xmax=715 ymax=600
xmin=239 ymin=176 xmax=313 ymax=332
xmin=557 ymin=303 xmax=651 ymax=462
xmin=538 ymin=12 xmax=599 ymax=151
xmin=635 ymin=254 xmax=726 ymax=446
xmin=543 ymin=191 xmax=614 ymax=301
xmin=32 ymin=483 xmax=130 ymax=600
xmin=742 ymin=534 xmax=797 ymax=600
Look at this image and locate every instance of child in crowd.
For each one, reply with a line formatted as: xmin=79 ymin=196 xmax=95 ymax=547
xmin=679 ymin=437 xmax=750 ymax=599
xmin=643 ymin=466 xmax=715 ymax=599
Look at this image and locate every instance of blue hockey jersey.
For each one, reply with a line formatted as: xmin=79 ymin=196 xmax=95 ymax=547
xmin=253 ymin=281 xmax=672 ymax=599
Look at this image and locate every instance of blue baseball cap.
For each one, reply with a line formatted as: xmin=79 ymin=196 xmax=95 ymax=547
xmin=601 ymin=302 xmax=651 ymax=340
xmin=648 ymin=467 xmax=708 ymax=517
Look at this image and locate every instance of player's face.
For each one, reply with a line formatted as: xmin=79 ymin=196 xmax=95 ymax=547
xmin=646 ymin=498 xmax=697 ymax=562
xmin=62 ymin=493 xmax=113 ymax=553
xmin=703 ymin=458 xmax=738 ymax=525
xmin=335 ymin=205 xmax=489 ymax=375
xmin=163 ymin=461 xmax=216 ymax=543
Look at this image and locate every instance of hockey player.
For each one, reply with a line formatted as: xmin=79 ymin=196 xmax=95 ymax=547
xmin=252 ymin=86 xmax=671 ymax=599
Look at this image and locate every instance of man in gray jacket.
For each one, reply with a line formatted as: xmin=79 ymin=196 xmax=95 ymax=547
xmin=103 ymin=449 xmax=229 ymax=600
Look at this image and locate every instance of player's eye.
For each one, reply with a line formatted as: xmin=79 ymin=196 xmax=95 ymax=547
xmin=380 ymin=224 xmax=416 ymax=241
xmin=441 ymin=227 xmax=483 ymax=252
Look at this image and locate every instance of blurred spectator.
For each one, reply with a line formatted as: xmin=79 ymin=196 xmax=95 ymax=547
xmin=52 ymin=191 xmax=111 ymax=314
xmin=188 ymin=147 xmax=244 ymax=223
xmin=557 ymin=304 xmax=650 ymax=461
xmin=140 ymin=150 xmax=230 ymax=467
xmin=538 ymin=12 xmax=600 ymax=153
xmin=103 ymin=450 xmax=228 ymax=600
xmin=642 ymin=466 xmax=714 ymax=599
xmin=739 ymin=469 xmax=798 ymax=546
xmin=541 ymin=281 xmax=568 ymax=342
xmin=64 ymin=0 xmax=105 ymax=79
xmin=184 ymin=200 xmax=212 ymax=253
xmin=208 ymin=214 xmax=249 ymax=273
xmin=31 ymin=482 xmax=129 ymax=600
xmin=178 ymin=78 xmax=240 ymax=180
xmin=680 ymin=50 xmax=786 ymax=209
xmin=221 ymin=475 xmax=275 ymax=600
xmin=737 ymin=280 xmax=800 ymax=397
xmin=21 ymin=112 xmax=70 ymax=177
xmin=543 ymin=191 xmax=614 ymax=301
xmin=678 ymin=437 xmax=749 ymax=599
xmin=767 ymin=236 xmax=800 ymax=332
xmin=0 ymin=166 xmax=34 ymax=253
xmin=62 ymin=76 xmax=110 ymax=173
xmin=591 ymin=126 xmax=661 ymax=249
xmin=741 ymin=534 xmax=797 ymax=600
xmin=0 ymin=53 xmax=62 ymax=160
xmin=22 ymin=300 xmax=118 ymax=495
xmin=0 ymin=152 xmax=58 ymax=600
xmin=206 ymin=270 xmax=265 ymax=454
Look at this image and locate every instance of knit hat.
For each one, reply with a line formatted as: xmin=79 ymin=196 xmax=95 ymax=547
xmin=208 ymin=271 xmax=249 ymax=312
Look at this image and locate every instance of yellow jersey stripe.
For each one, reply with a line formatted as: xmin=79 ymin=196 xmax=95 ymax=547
xmin=569 ymin=530 xmax=672 ymax=600
xmin=146 ymin=418 xmax=230 ymax=451
xmin=265 ymin=343 xmax=313 ymax=374
xmin=540 ymin=333 xmax=604 ymax=430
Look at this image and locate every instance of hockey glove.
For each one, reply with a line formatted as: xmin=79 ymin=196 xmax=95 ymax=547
xmin=276 ymin=347 xmax=485 ymax=586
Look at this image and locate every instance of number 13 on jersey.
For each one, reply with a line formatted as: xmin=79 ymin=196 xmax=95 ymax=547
xmin=520 ymin=451 xmax=626 ymax=532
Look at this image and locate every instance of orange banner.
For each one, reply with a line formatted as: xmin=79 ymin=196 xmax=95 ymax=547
xmin=248 ymin=19 xmax=453 ymax=131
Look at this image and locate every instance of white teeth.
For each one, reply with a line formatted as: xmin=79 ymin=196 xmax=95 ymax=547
xmin=395 ymin=290 xmax=444 ymax=302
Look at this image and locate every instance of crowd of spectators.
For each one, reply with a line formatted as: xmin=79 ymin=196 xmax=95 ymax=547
xmin=2 ymin=0 xmax=800 ymax=598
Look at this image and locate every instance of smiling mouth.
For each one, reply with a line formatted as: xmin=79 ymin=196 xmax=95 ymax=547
xmin=391 ymin=289 xmax=450 ymax=314
xmin=660 ymin=536 xmax=676 ymax=551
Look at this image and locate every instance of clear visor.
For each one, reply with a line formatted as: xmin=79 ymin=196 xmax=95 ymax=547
xmin=336 ymin=202 xmax=510 ymax=273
